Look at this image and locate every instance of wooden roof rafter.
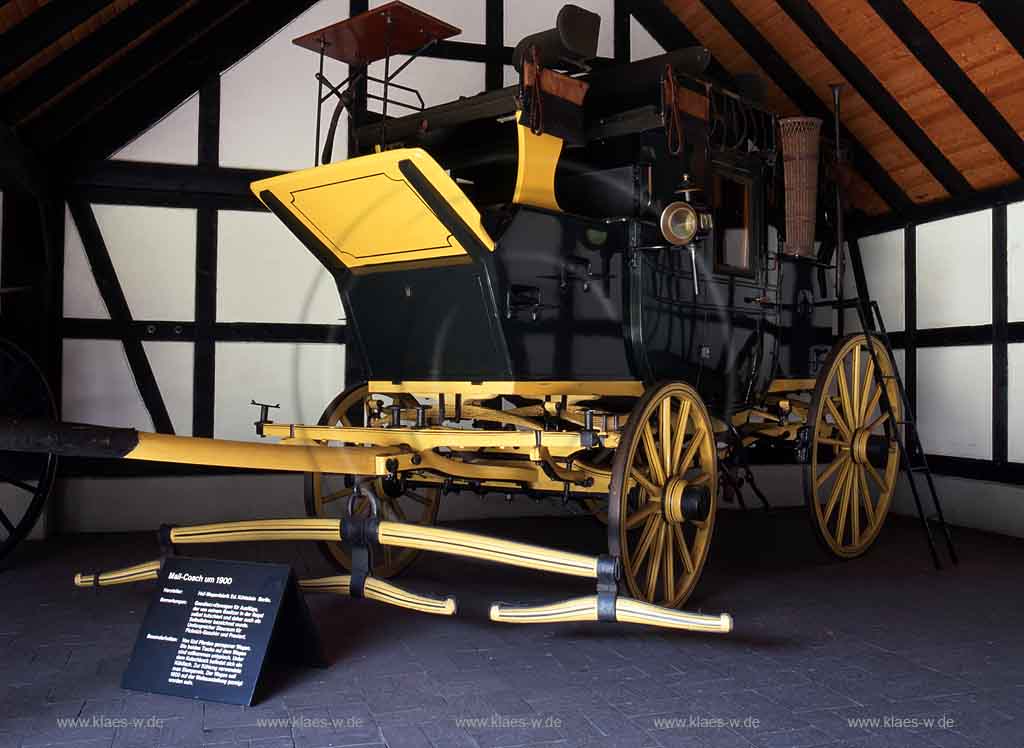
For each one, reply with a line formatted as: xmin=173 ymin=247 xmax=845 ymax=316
xmin=693 ymin=0 xmax=915 ymax=213
xmin=774 ymin=0 xmax=971 ymax=199
xmin=0 ymin=0 xmax=112 ymax=80
xmin=867 ymin=0 xmax=1024 ymax=178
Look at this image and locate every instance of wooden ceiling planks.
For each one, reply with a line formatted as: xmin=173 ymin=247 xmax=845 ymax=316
xmin=0 ymin=0 xmax=49 ymax=34
xmin=731 ymin=0 xmax=948 ymax=206
xmin=904 ymin=0 xmax=1024 ymax=169
xmin=808 ymin=0 xmax=1017 ymax=193
xmin=0 ymin=1 xmax=135 ymax=93
xmin=665 ymin=0 xmax=890 ymax=214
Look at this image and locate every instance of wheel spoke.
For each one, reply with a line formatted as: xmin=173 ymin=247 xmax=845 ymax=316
xmin=630 ymin=468 xmax=660 ymax=499
xmin=836 ymin=359 xmax=856 ymax=431
xmin=865 ymin=461 xmax=887 ymax=491
xmin=626 ymin=502 xmax=659 ymax=529
xmin=824 ymin=397 xmax=852 ymax=441
xmin=320 ymin=487 xmax=353 ymax=504
xmin=859 ymin=357 xmax=875 ymax=424
xmin=689 ymin=472 xmax=711 ymax=486
xmin=660 ymin=397 xmax=672 ymax=477
xmin=678 ymin=427 xmax=705 ymax=475
xmin=865 ymin=411 xmax=889 ymax=434
xmin=669 ymin=398 xmax=692 ymax=474
xmin=0 ymin=507 xmax=15 ymax=535
xmin=861 ymin=381 xmax=883 ymax=426
xmin=403 ymin=490 xmax=432 ymax=507
xmin=834 ymin=466 xmax=853 ymax=545
xmin=852 ymin=345 xmax=861 ymax=420
xmin=630 ymin=516 xmax=660 ymax=569
xmin=815 ymin=453 xmax=849 ymax=490
xmin=850 ymin=467 xmax=860 ymax=546
xmin=388 ymin=499 xmax=408 ymax=521
xmin=859 ymin=466 xmax=876 ymax=527
xmin=674 ymin=524 xmax=694 ymax=575
xmin=641 ymin=424 xmax=666 ymax=485
xmin=823 ymin=460 xmax=852 ymax=523
xmin=662 ymin=524 xmax=675 ymax=603
xmin=817 ymin=437 xmax=848 ymax=447
xmin=645 ymin=524 xmax=665 ymax=600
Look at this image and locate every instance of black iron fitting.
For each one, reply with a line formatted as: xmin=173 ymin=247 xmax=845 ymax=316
xmin=595 ymin=554 xmax=619 ymax=623
xmin=157 ymin=523 xmax=177 ymax=558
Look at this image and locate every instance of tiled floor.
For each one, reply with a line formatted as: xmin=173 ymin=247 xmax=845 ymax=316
xmin=1 ymin=509 xmax=1022 ymax=748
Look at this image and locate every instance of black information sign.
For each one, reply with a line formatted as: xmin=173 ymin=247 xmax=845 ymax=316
xmin=122 ymin=557 xmax=322 ymax=705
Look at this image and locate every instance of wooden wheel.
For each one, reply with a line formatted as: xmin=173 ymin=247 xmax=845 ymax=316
xmin=608 ymin=382 xmax=718 ymax=608
xmin=0 ymin=339 xmax=58 ymax=562
xmin=303 ymin=383 xmax=441 ymax=578
xmin=804 ymin=334 xmax=901 ymax=558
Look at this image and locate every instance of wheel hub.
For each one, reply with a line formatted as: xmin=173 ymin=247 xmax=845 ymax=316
xmin=850 ymin=428 xmax=871 ymax=464
xmin=663 ymin=476 xmax=710 ymax=524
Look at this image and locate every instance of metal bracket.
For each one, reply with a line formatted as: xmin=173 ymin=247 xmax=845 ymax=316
xmin=251 ymin=400 xmax=280 ymax=437
xmin=595 ymin=554 xmax=619 ymax=622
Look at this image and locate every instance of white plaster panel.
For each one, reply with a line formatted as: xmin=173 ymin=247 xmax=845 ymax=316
xmin=143 ymin=341 xmax=194 ymax=437
xmin=219 ymin=0 xmax=351 ymax=171
xmin=93 ymin=205 xmax=196 ymax=321
xmin=1007 ymin=201 xmax=1024 ymax=322
xmin=62 ymin=339 xmax=153 ymax=430
xmin=1008 ymin=343 xmax=1024 ymax=463
xmin=505 ymin=0 xmax=614 ymax=59
xmin=370 ymin=0 xmax=484 ymax=44
xmin=367 ymin=57 xmax=485 ymax=112
xmin=214 ymin=342 xmax=345 ymax=441
xmin=630 ymin=15 xmax=665 ymax=61
xmin=217 ymin=211 xmax=343 ymax=324
xmin=916 ymin=345 xmax=992 ymax=460
xmin=112 ymin=93 xmax=199 ymax=165
xmin=916 ymin=210 xmax=992 ymax=329
xmin=62 ymin=204 xmax=109 ymax=319
xmin=843 ymin=229 xmax=905 ymax=333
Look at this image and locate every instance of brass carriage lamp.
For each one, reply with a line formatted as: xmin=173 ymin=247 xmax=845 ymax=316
xmin=660 ymin=177 xmax=713 ymax=295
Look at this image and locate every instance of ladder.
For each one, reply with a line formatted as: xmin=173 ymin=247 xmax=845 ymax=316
xmin=854 ymin=299 xmax=958 ymax=569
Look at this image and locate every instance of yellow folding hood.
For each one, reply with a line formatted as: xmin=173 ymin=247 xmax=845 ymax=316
xmin=251 ymin=148 xmax=494 ymax=273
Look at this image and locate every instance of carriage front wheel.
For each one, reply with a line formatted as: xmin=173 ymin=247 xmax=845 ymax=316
xmin=304 ymin=382 xmax=441 ymax=578
xmin=608 ymin=381 xmax=718 ymax=609
xmin=804 ymin=334 xmax=902 ymax=558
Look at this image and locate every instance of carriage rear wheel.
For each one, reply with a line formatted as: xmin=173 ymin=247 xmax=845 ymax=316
xmin=804 ymin=334 xmax=901 ymax=558
xmin=0 ymin=339 xmax=58 ymax=562
xmin=608 ymin=382 xmax=718 ymax=608
xmin=304 ymin=383 xmax=441 ymax=578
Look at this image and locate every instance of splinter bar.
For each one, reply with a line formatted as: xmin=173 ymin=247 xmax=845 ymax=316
xmin=489 ymin=596 xmax=732 ymax=633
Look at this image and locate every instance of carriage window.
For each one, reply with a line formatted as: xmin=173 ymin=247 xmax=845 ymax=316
xmin=713 ymin=174 xmax=752 ymax=274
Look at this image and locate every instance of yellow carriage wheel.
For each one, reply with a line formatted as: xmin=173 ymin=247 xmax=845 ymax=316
xmin=804 ymin=334 xmax=901 ymax=558
xmin=608 ymin=382 xmax=718 ymax=609
xmin=303 ymin=383 xmax=441 ymax=578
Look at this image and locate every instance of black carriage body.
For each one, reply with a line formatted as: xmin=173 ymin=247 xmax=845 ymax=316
xmin=336 ymin=51 xmax=781 ymax=414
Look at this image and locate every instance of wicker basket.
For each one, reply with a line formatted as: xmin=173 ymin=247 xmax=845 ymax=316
xmin=779 ymin=117 xmax=822 ymax=257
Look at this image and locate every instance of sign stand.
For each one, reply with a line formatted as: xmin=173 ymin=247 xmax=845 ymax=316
xmin=121 ymin=556 xmax=324 ymax=706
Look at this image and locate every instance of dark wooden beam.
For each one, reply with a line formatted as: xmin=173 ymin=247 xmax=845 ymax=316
xmin=992 ymin=204 xmax=1008 ymax=466
xmin=194 ymin=77 xmax=219 ymax=439
xmin=66 ymin=198 xmax=174 ymax=434
xmin=0 ymin=121 xmax=50 ymax=197
xmin=867 ymin=0 xmax=1024 ymax=178
xmin=623 ymin=0 xmax=729 ymax=80
xmin=1 ymin=0 xmax=182 ymax=124
xmin=853 ymin=178 xmax=1024 ymax=236
xmin=614 ymin=0 xmax=630 ymax=63
xmin=485 ymin=0 xmax=504 ymax=90
xmin=979 ymin=0 xmax=1024 ymax=59
xmin=776 ymin=0 xmax=971 ymax=199
xmin=698 ymin=0 xmax=913 ymax=213
xmin=0 ymin=0 xmax=111 ymax=80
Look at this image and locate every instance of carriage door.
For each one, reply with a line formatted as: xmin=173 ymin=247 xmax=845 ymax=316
xmin=697 ymin=162 xmax=770 ymax=412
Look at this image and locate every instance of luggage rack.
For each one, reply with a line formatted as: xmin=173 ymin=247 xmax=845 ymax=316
xmin=291 ymin=0 xmax=462 ymax=165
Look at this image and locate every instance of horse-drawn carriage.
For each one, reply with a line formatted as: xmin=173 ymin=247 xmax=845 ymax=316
xmin=0 ymin=2 xmax=954 ymax=631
